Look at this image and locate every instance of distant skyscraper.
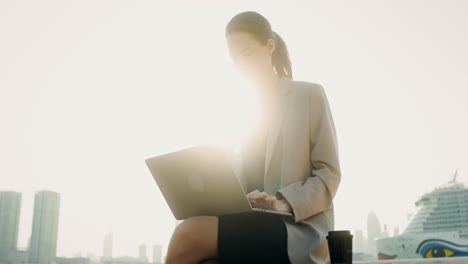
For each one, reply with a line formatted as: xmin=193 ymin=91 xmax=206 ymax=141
xmin=138 ymin=244 xmax=147 ymax=262
xmin=353 ymin=229 xmax=365 ymax=253
xmin=381 ymin=224 xmax=389 ymax=238
xmin=0 ymin=191 xmax=22 ymax=262
xmin=393 ymin=227 xmax=400 ymax=236
xmin=152 ymin=244 xmax=162 ymax=264
xmin=28 ymin=191 xmax=61 ymax=264
xmin=103 ymin=232 xmax=113 ymax=259
xmin=367 ymin=212 xmax=382 ymax=256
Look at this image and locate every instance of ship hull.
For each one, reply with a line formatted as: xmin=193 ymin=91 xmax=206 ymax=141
xmin=376 ymin=231 xmax=468 ymax=260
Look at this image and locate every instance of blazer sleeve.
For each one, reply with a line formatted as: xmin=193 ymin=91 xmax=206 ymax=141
xmin=276 ymin=84 xmax=341 ymax=223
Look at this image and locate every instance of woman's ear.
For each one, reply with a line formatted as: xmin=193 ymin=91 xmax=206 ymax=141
xmin=267 ymin=38 xmax=275 ymax=56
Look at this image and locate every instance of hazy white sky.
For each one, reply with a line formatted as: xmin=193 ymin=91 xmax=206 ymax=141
xmin=1 ymin=0 xmax=467 ymax=258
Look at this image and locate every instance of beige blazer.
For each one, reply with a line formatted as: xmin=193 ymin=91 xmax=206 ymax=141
xmin=235 ymin=76 xmax=341 ymax=264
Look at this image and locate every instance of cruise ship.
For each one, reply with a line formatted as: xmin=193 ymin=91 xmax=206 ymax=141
xmin=376 ymin=171 xmax=468 ymax=260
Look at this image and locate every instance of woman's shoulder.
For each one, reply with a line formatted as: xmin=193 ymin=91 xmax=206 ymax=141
xmin=290 ymin=79 xmax=327 ymax=100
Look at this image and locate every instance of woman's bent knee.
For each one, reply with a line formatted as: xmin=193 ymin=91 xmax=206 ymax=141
xmin=173 ymin=217 xmax=217 ymax=244
xmin=166 ymin=216 xmax=219 ymax=263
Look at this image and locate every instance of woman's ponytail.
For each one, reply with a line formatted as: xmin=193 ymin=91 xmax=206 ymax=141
xmin=272 ymin=31 xmax=293 ymax=79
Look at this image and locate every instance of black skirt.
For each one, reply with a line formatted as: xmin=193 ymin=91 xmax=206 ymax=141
xmin=217 ymin=211 xmax=291 ymax=264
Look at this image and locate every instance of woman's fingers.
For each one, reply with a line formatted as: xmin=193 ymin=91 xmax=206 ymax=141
xmin=249 ymin=192 xmax=268 ymax=200
xmin=248 ymin=193 xmax=280 ymax=211
xmin=246 ymin=190 xmax=260 ymax=199
xmin=267 ymin=197 xmax=279 ymax=210
xmin=246 ymin=191 xmax=285 ymax=211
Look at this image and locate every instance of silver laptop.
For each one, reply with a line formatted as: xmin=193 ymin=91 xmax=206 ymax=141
xmin=145 ymin=144 xmax=293 ymax=220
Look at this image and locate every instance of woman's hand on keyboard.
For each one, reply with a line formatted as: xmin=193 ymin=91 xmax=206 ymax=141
xmin=247 ymin=190 xmax=292 ymax=213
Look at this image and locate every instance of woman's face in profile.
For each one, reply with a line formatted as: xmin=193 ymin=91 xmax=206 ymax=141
xmin=226 ymin=31 xmax=275 ymax=82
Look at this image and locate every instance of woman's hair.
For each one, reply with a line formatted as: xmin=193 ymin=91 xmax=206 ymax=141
xmin=225 ymin=11 xmax=293 ymax=79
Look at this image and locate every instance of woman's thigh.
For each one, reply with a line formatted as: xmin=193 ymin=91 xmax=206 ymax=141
xmin=168 ymin=216 xmax=219 ymax=262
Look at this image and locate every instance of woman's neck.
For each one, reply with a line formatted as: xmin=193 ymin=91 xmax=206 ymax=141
xmin=254 ymin=72 xmax=281 ymax=118
xmin=256 ymin=72 xmax=280 ymax=102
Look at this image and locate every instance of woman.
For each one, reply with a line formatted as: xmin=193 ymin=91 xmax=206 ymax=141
xmin=165 ymin=11 xmax=341 ymax=264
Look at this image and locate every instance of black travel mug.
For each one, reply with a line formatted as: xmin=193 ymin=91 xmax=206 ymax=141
xmin=326 ymin=230 xmax=353 ymax=264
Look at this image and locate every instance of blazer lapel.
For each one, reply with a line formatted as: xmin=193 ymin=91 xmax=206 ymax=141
xmin=264 ymin=76 xmax=293 ymax=178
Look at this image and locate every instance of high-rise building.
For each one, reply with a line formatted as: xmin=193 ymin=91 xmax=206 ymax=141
xmin=381 ymin=223 xmax=389 ymax=238
xmin=28 ymin=191 xmax=61 ymax=264
xmin=0 ymin=191 xmax=22 ymax=262
xmin=366 ymin=211 xmax=382 ymax=256
xmin=152 ymin=244 xmax=162 ymax=264
xmin=103 ymin=232 xmax=113 ymax=259
xmin=138 ymin=244 xmax=147 ymax=262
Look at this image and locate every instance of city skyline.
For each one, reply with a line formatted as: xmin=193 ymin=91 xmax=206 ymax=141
xmin=2 ymin=0 xmax=467 ymax=258
xmin=2 ymin=189 xmax=391 ymax=261
xmin=0 ymin=188 xmax=443 ymax=260
xmin=0 ymin=189 xmax=165 ymax=263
